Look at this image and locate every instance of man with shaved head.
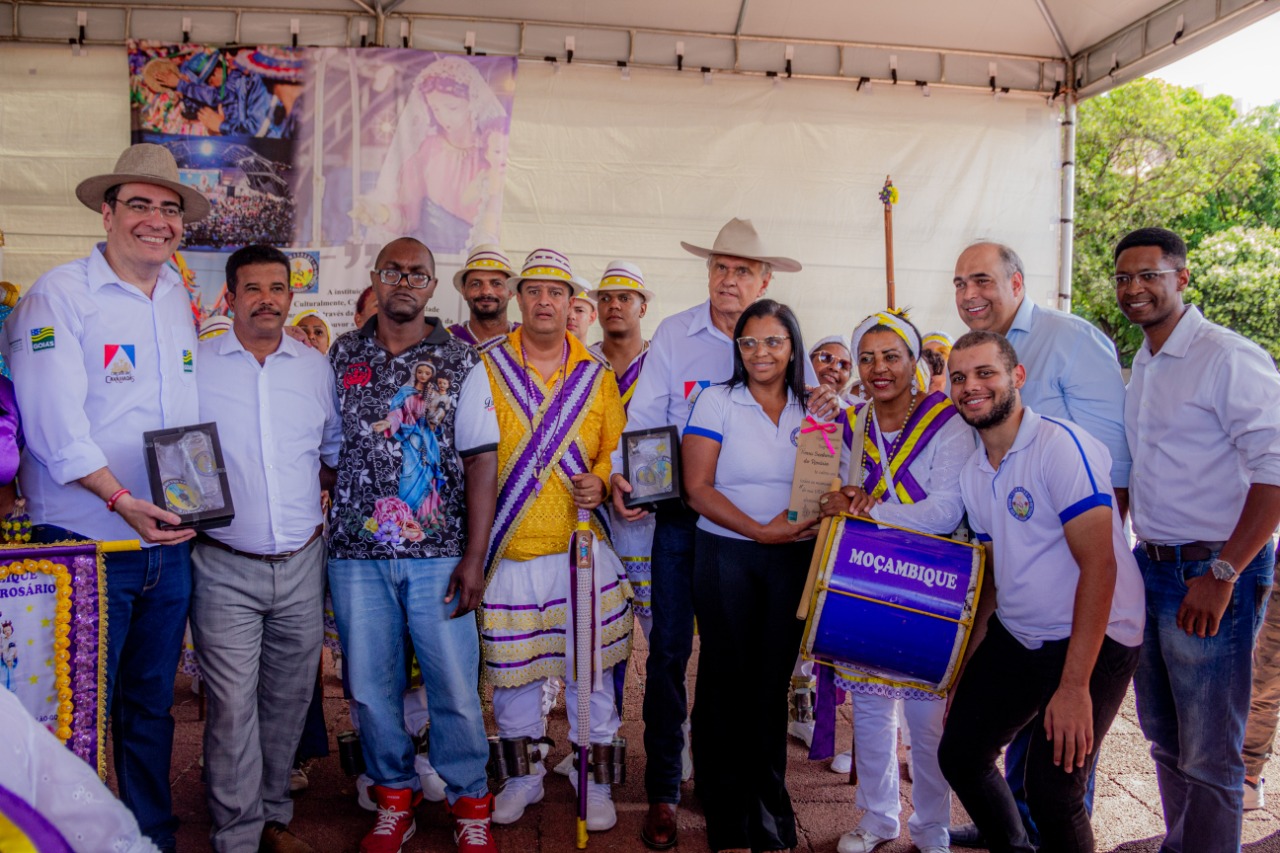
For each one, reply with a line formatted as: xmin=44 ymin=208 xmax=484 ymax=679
xmin=326 ymin=237 xmax=503 ymax=852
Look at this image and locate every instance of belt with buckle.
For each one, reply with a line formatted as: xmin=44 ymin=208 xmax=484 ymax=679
xmin=197 ymin=525 xmax=323 ymax=563
xmin=1141 ymin=541 xmax=1220 ymax=563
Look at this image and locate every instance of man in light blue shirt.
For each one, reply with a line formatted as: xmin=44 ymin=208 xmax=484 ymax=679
xmin=193 ymin=244 xmax=342 ymax=853
xmin=950 ymin=240 xmax=1131 ymax=847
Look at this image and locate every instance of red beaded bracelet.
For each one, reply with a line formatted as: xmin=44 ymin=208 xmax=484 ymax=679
xmin=106 ymin=488 xmax=131 ymax=512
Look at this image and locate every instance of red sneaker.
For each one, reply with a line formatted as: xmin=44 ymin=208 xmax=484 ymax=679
xmin=452 ymin=793 xmax=499 ymax=852
xmin=360 ymin=785 xmax=417 ymax=853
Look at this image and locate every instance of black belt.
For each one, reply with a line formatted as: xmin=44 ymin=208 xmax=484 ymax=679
xmin=1141 ymin=541 xmax=1220 ymax=563
xmin=197 ymin=525 xmax=323 ymax=563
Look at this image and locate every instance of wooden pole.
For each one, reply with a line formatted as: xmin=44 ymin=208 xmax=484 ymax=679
xmin=882 ymin=175 xmax=896 ymax=310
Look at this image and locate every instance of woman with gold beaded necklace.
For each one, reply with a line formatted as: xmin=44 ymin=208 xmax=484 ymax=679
xmin=815 ymin=310 xmax=975 ymax=853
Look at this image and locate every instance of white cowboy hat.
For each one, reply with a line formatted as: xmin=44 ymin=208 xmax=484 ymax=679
xmin=680 ymin=217 xmax=802 ymax=273
xmin=588 ymin=260 xmax=656 ymax=302
xmin=76 ymin=143 xmax=211 ymax=223
xmin=451 ymin=244 xmax=515 ymax=294
xmin=506 ymin=249 xmax=587 ymax=297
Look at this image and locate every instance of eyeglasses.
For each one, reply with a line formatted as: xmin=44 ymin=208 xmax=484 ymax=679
xmin=812 ymin=351 xmax=852 ymax=371
xmin=737 ymin=335 xmax=791 ymax=352
xmin=1111 ymin=269 xmax=1183 ymax=288
xmin=113 ymin=200 xmax=184 ymax=219
xmin=375 ymin=268 xmax=435 ymax=288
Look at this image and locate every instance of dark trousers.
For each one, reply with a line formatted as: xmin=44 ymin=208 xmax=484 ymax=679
xmin=34 ymin=524 xmax=191 ymax=851
xmin=642 ymin=504 xmax=699 ymax=804
xmin=938 ymin=616 xmax=1139 ymax=853
xmin=691 ymin=530 xmax=812 ymax=852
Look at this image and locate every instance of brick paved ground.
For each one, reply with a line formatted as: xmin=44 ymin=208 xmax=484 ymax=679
xmin=158 ymin=631 xmax=1280 ymax=852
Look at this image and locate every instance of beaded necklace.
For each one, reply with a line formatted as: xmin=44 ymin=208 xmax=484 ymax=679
xmin=858 ymin=388 xmax=920 ymax=495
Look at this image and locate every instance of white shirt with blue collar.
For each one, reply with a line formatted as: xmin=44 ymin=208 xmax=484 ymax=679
xmin=4 ymin=244 xmax=199 ymax=543
xmin=198 ymin=330 xmax=343 ymax=554
xmin=959 ymin=407 xmax=1145 ymax=649
xmin=1004 ymin=296 xmax=1132 ymax=488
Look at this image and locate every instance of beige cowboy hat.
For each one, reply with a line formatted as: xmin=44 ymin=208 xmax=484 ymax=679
xmin=588 ymin=260 xmax=656 ymax=302
xmin=680 ymin=217 xmax=802 ymax=273
xmin=452 ymin=243 xmax=515 ymax=294
xmin=75 ymin=143 xmax=211 ymax=223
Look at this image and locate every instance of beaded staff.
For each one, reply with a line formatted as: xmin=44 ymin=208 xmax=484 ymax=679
xmin=879 ymin=177 xmax=899 ymax=309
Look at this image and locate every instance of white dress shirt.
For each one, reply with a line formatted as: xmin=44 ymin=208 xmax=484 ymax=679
xmin=613 ymin=299 xmax=816 ymax=472
xmin=961 ymin=408 xmax=1144 ymax=649
xmin=3 ymin=245 xmax=199 ymax=543
xmin=198 ymin=331 xmax=342 ymax=554
xmin=1005 ymin=296 xmax=1132 ymax=488
xmin=1126 ymin=306 xmax=1280 ymax=545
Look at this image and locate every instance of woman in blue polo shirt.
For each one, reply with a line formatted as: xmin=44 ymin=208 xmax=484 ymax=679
xmin=817 ymin=310 xmax=974 ymax=853
xmin=682 ymin=298 xmax=819 ymax=853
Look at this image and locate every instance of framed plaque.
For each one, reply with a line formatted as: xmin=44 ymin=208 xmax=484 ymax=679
xmin=620 ymin=425 xmax=682 ymax=510
xmin=142 ymin=422 xmax=235 ymax=530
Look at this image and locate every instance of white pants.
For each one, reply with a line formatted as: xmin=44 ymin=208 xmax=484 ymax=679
xmin=493 ymin=667 xmax=621 ymax=745
xmin=851 ymin=692 xmax=950 ymax=848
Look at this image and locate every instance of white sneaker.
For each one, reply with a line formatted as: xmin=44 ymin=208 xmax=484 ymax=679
xmin=356 ymin=773 xmax=376 ymax=811
xmin=837 ymin=826 xmax=895 ymax=853
xmin=541 ymin=677 xmax=563 ymax=716
xmin=492 ymin=768 xmax=545 ymax=825
xmin=413 ymin=753 xmax=447 ymax=803
xmin=554 ymin=752 xmax=575 ymax=776
xmin=830 ymin=750 xmax=853 ymax=774
xmin=919 ymin=847 xmax=950 ymax=853
xmin=1245 ymin=778 xmax=1266 ymax=811
xmin=569 ymin=773 xmax=618 ymax=831
xmin=788 ymin=720 xmax=815 ymax=748
xmin=681 ymin=719 xmax=693 ymax=782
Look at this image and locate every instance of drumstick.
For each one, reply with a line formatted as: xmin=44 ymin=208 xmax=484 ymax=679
xmin=796 ymin=478 xmax=844 ymax=620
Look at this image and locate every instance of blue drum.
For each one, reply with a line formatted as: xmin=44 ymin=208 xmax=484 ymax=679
xmin=801 ymin=515 xmax=984 ymax=695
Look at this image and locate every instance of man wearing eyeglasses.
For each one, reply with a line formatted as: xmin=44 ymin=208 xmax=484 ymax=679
xmin=1115 ymin=227 xmax=1280 ymax=853
xmin=325 ymin=237 xmax=502 ymax=853
xmin=949 ymin=240 xmax=1132 ymax=848
xmin=2 ymin=143 xmax=210 ymax=852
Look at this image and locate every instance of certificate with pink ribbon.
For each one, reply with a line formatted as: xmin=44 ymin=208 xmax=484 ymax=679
xmin=788 ymin=415 xmax=842 ymax=525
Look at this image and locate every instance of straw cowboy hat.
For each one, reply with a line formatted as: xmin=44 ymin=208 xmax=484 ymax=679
xmin=680 ymin=217 xmax=802 ymax=273
xmin=452 ymin=244 xmax=515 ymax=294
xmin=588 ymin=260 xmax=656 ymax=302
xmin=506 ymin=249 xmax=587 ymax=297
xmin=75 ymin=143 xmax=211 ymax=223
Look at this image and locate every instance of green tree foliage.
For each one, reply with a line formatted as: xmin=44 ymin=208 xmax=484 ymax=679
xmin=1072 ymin=79 xmax=1280 ymax=363
xmin=1186 ymin=226 xmax=1280 ymax=362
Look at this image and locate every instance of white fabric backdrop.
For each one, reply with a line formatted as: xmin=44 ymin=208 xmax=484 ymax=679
xmin=0 ymin=44 xmax=1062 ymax=346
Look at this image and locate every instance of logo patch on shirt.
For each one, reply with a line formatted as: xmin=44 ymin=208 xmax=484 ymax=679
xmin=343 ymin=362 xmax=372 ymax=389
xmin=30 ymin=327 xmax=55 ymax=351
xmin=789 ymin=426 xmax=801 ymax=447
xmin=104 ymin=344 xmax=136 ymax=384
xmin=182 ymin=349 xmax=194 ymax=373
xmin=683 ymin=380 xmax=712 ymax=402
xmin=1007 ymin=486 xmax=1034 ymax=522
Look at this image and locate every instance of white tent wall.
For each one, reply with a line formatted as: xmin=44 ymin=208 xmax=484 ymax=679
xmin=0 ymin=43 xmax=1059 ymax=344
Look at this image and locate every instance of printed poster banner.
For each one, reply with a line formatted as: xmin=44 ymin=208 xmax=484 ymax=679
xmin=0 ymin=542 xmax=108 ymax=777
xmin=128 ymin=41 xmax=517 ymax=338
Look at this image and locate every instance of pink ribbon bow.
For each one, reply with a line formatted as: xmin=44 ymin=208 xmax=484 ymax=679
xmin=801 ymin=415 xmax=838 ymax=455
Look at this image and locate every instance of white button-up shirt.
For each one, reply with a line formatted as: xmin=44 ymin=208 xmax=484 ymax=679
xmin=198 ymin=331 xmax=342 ymax=554
xmin=1126 ymin=306 xmax=1280 ymax=545
xmin=613 ymin=299 xmax=816 ymax=472
xmin=3 ymin=245 xmax=199 ymax=543
xmin=961 ymin=408 xmax=1145 ymax=649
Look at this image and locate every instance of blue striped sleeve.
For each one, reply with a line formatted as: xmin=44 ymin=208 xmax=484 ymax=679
xmin=1058 ymin=493 xmax=1112 ymax=524
xmin=683 ymin=425 xmax=723 ymax=442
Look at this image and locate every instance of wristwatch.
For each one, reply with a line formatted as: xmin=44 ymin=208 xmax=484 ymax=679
xmin=1211 ymin=558 xmax=1239 ymax=583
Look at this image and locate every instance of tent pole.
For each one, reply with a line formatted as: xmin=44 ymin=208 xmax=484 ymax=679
xmin=1057 ymin=67 xmax=1077 ymax=313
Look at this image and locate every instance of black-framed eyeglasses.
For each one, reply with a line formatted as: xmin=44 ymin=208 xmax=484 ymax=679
xmin=737 ymin=335 xmax=791 ymax=352
xmin=812 ymin=351 xmax=852 ymax=371
xmin=1111 ymin=269 xmax=1183 ymax=288
xmin=375 ymin=268 xmax=435 ymax=288
xmin=113 ymin=199 xmax=184 ymax=220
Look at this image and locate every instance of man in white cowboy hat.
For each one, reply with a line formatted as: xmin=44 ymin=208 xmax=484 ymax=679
xmin=566 ymin=284 xmax=598 ymax=344
xmin=449 ymin=244 xmax=520 ymax=346
xmin=3 ymin=142 xmax=211 ymax=852
xmin=477 ymin=249 xmax=632 ymax=832
xmin=609 ymin=217 xmax=829 ymax=849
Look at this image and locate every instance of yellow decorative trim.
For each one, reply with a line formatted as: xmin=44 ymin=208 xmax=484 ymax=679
xmin=0 ymin=558 xmax=74 ymax=744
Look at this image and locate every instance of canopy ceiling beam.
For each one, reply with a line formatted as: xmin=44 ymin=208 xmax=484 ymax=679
xmin=1032 ymin=0 xmax=1072 ymax=58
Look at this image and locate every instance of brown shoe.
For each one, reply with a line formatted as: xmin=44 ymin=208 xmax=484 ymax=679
xmin=640 ymin=802 xmax=678 ymax=850
xmin=260 ymin=822 xmax=314 ymax=853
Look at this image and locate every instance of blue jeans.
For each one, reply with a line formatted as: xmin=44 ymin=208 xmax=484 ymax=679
xmin=328 ymin=556 xmax=488 ymax=803
xmin=33 ymin=525 xmax=191 ymax=851
xmin=642 ymin=505 xmax=698 ymax=804
xmin=1133 ymin=542 xmax=1274 ymax=853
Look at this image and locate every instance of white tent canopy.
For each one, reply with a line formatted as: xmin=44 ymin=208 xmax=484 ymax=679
xmin=5 ymin=0 xmax=1276 ymax=98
